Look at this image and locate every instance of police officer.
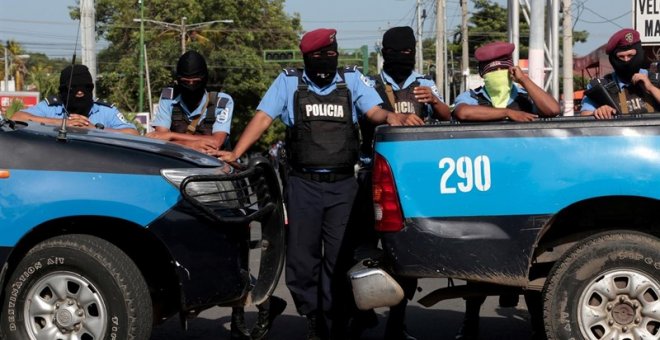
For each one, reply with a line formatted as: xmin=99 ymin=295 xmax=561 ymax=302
xmin=374 ymin=26 xmax=450 ymax=123
xmin=453 ymin=41 xmax=560 ymax=122
xmin=147 ymin=50 xmax=233 ymax=152
xmin=452 ymin=41 xmax=559 ymax=340
xmin=214 ymin=28 xmax=407 ymax=340
xmin=13 ymin=64 xmax=138 ymax=135
xmin=580 ymin=28 xmax=660 ymax=119
xmin=342 ymin=26 xmax=450 ymax=340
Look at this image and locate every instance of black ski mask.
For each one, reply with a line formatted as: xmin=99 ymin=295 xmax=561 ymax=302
xmin=382 ymin=26 xmax=416 ymax=84
xmin=609 ymin=42 xmax=645 ymax=83
xmin=303 ymin=42 xmax=338 ymax=88
xmin=175 ymin=51 xmax=209 ymax=109
xmin=59 ymin=64 xmax=94 ymax=116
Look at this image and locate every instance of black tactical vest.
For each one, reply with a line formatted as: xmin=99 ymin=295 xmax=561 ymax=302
xmin=374 ymin=77 xmax=426 ymax=117
xmin=160 ymin=88 xmax=228 ymax=136
xmin=285 ymin=67 xmax=359 ymax=171
xmin=469 ymin=86 xmax=534 ymax=113
xmin=600 ymin=73 xmax=659 ymax=114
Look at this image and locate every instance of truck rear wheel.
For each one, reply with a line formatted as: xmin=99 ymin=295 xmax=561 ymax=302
xmin=1 ymin=234 xmax=152 ymax=340
xmin=543 ymin=231 xmax=660 ymax=340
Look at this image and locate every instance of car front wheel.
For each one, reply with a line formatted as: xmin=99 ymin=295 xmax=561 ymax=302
xmin=543 ymin=231 xmax=660 ymax=340
xmin=1 ymin=234 xmax=152 ymax=340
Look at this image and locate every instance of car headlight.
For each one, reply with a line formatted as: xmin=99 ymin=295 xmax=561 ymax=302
xmin=161 ymin=166 xmax=242 ymax=206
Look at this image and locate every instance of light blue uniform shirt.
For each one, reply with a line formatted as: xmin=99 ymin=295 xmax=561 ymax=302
xmin=454 ymin=83 xmax=537 ymax=113
xmin=24 ymin=99 xmax=136 ymax=130
xmin=580 ymin=69 xmax=649 ymax=112
xmin=152 ymin=91 xmax=233 ymax=134
xmin=257 ymin=67 xmax=383 ymax=126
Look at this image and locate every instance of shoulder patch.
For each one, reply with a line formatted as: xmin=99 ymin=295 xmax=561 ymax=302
xmin=216 ymin=108 xmax=229 ymax=124
xmin=95 ymin=99 xmax=114 ymax=108
xmin=116 ymin=112 xmax=129 ymax=124
xmin=360 ymin=73 xmax=376 ymax=87
xmin=430 ymin=84 xmax=441 ymax=97
xmin=45 ymin=95 xmax=62 ymax=106
xmin=283 ymin=68 xmax=302 ymax=77
xmin=160 ymin=87 xmax=175 ymax=100
xmin=343 ymin=65 xmax=358 ymax=72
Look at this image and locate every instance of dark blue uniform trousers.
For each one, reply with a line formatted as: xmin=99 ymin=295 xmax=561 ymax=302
xmin=284 ymin=175 xmax=358 ymax=330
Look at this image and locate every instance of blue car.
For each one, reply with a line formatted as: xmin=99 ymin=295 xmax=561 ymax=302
xmin=0 ymin=117 xmax=285 ymax=340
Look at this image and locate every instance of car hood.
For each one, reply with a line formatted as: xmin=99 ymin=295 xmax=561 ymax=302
xmin=10 ymin=121 xmax=224 ymax=168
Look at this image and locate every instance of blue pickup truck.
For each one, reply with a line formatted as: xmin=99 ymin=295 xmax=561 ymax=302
xmin=350 ymin=114 xmax=660 ymax=340
xmin=0 ymin=117 xmax=285 ymax=340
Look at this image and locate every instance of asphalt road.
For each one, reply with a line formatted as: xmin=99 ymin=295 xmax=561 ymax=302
xmin=150 ymin=276 xmax=534 ymax=340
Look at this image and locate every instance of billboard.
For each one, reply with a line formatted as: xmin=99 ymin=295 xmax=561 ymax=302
xmin=0 ymin=91 xmax=40 ymax=114
xmin=633 ymin=0 xmax=660 ymax=45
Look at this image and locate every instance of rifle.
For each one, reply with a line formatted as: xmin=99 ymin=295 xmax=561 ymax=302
xmin=584 ymin=78 xmax=621 ymax=113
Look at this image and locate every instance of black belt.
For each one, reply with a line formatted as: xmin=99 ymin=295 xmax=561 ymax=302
xmin=290 ymin=167 xmax=354 ymax=182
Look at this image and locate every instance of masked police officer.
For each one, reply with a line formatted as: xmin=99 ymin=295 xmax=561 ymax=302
xmin=213 ymin=28 xmax=407 ymax=340
xmin=341 ymin=26 xmax=451 ymax=340
xmin=147 ymin=51 xmax=233 ymax=153
xmin=13 ymin=64 xmax=138 ymax=135
xmin=581 ymin=28 xmax=660 ymax=119
xmin=452 ymin=41 xmax=559 ymax=340
xmin=453 ymin=41 xmax=560 ymax=122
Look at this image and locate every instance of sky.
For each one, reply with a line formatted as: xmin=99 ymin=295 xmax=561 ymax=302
xmin=0 ymin=0 xmax=633 ymax=59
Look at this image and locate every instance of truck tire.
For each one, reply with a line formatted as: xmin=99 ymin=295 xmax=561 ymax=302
xmin=1 ymin=234 xmax=152 ymax=340
xmin=542 ymin=231 xmax=660 ymax=340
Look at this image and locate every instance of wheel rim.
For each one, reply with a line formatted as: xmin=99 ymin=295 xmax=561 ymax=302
xmin=23 ymin=271 xmax=107 ymax=340
xmin=577 ymin=269 xmax=660 ymax=340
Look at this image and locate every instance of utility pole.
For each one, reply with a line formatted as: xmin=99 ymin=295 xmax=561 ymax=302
xmin=180 ymin=17 xmax=187 ymax=54
xmin=416 ymin=0 xmax=424 ymax=73
xmin=435 ymin=0 xmax=445 ymax=95
xmin=507 ymin=0 xmax=520 ymax=66
xmin=3 ymin=43 xmax=8 ymax=91
xmin=80 ymin=0 xmax=96 ymax=97
xmin=528 ymin=1 xmax=545 ymax=87
xmin=138 ymin=0 xmax=145 ymax=112
xmin=134 ymin=18 xmax=233 ymax=56
xmin=562 ymin=0 xmax=573 ymax=115
xmin=460 ymin=0 xmax=468 ymax=92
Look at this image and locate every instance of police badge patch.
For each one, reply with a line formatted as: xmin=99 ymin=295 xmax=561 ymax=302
xmin=216 ymin=108 xmax=229 ymax=123
xmin=360 ymin=74 xmax=375 ymax=87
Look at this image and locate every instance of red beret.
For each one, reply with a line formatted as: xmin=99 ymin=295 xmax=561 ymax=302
xmin=605 ymin=28 xmax=641 ymax=54
xmin=475 ymin=41 xmax=514 ymax=76
xmin=475 ymin=41 xmax=515 ymax=62
xmin=300 ymin=28 xmax=337 ymax=54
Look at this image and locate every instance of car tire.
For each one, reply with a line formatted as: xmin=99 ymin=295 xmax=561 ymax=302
xmin=542 ymin=230 xmax=660 ymax=340
xmin=1 ymin=234 xmax=152 ymax=340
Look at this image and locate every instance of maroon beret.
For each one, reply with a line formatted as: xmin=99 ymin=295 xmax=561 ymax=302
xmin=475 ymin=41 xmax=515 ymax=76
xmin=299 ymin=28 xmax=337 ymax=54
xmin=605 ymin=28 xmax=641 ymax=54
xmin=475 ymin=41 xmax=515 ymax=62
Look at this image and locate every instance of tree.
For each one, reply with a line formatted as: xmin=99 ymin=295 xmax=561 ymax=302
xmin=91 ymin=0 xmax=301 ymax=150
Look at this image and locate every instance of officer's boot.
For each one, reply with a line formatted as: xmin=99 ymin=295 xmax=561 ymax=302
xmin=306 ymin=313 xmax=322 ymax=340
xmin=384 ymin=300 xmax=416 ymax=340
xmin=230 ymin=307 xmax=250 ymax=340
xmin=455 ymin=296 xmax=484 ymax=340
xmin=250 ymin=296 xmax=287 ymax=340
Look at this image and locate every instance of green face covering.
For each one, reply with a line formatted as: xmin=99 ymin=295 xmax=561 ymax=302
xmin=483 ymin=69 xmax=512 ymax=108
